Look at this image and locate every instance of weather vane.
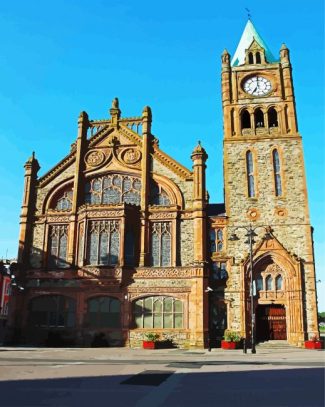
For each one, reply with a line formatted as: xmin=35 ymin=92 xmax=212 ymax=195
xmin=245 ymin=8 xmax=252 ymax=20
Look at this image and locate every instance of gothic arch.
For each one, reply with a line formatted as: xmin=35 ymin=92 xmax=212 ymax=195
xmin=42 ymin=178 xmax=74 ymax=214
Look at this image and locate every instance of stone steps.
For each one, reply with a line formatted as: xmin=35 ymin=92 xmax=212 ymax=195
xmin=256 ymin=340 xmax=296 ymax=349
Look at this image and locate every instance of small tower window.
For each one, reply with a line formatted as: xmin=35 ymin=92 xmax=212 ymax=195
xmin=268 ymin=108 xmax=278 ymax=127
xmin=266 ymin=275 xmax=273 ymax=291
xmin=248 ymin=52 xmax=254 ymax=64
xmin=255 ymin=108 xmax=264 ymax=128
xmin=217 ymin=229 xmax=223 ymax=252
xmin=273 ymin=149 xmax=282 ymax=196
xmin=276 ymin=275 xmax=283 ymax=291
xmin=246 ymin=150 xmax=255 ymax=198
xmin=241 ymin=109 xmax=251 ymax=129
xmin=256 ymin=52 xmax=261 ymax=64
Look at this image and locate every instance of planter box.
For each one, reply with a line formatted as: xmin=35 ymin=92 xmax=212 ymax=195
xmin=304 ymin=340 xmax=323 ymax=349
xmin=143 ymin=341 xmax=156 ymax=349
xmin=221 ymin=340 xmax=238 ymax=350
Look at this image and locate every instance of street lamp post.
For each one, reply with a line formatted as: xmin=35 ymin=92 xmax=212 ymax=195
xmin=229 ymin=225 xmax=272 ymax=354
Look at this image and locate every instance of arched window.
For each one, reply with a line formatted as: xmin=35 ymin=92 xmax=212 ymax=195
xmin=276 ymin=275 xmax=283 ymax=291
xmin=151 ymin=222 xmax=171 ymax=266
xmin=256 ymin=275 xmax=263 ymax=291
xmin=266 ymin=275 xmax=273 ymax=291
xmin=28 ymin=295 xmax=76 ymax=328
xmin=85 ymin=174 xmax=141 ymax=206
xmin=255 ymin=108 xmax=264 ymax=128
xmin=48 ymin=225 xmax=68 ymax=268
xmin=54 ymin=191 xmax=73 ymax=211
xmin=248 ymin=52 xmax=254 ymax=64
xmin=87 ymin=220 xmax=120 ymax=265
xmin=150 ymin=182 xmax=171 ymax=206
xmin=241 ymin=109 xmax=251 ymax=129
xmin=133 ymin=296 xmax=183 ymax=328
xmin=268 ymin=107 xmax=278 ymax=127
xmin=246 ymin=150 xmax=255 ymax=197
xmin=87 ymin=296 xmax=121 ymax=328
xmin=272 ymin=149 xmax=282 ymax=196
xmin=256 ymin=52 xmax=261 ymax=64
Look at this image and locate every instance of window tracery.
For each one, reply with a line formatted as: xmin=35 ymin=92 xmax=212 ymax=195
xmin=87 ymin=220 xmax=120 ymax=265
xmin=150 ymin=222 xmax=171 ymax=267
xmin=85 ymin=174 xmax=141 ymax=206
xmin=48 ymin=225 xmax=69 ymax=268
xmin=209 ymin=228 xmax=224 ymax=253
xmin=133 ymin=296 xmax=183 ymax=329
xmin=150 ymin=182 xmax=171 ymax=206
xmin=54 ymin=191 xmax=73 ymax=211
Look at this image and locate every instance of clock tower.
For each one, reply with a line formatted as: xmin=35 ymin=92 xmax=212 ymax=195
xmin=222 ymin=20 xmax=319 ymax=345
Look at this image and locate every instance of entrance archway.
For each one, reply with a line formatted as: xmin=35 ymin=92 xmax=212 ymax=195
xmin=256 ymin=304 xmax=286 ymax=341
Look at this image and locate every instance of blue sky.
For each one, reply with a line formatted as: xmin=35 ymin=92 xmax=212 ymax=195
xmin=0 ymin=1 xmax=324 ymax=308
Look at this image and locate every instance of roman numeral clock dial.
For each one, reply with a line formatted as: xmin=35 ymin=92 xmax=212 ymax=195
xmin=243 ymin=76 xmax=272 ymax=96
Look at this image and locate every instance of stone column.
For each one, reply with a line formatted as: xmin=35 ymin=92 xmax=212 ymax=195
xmin=139 ymin=106 xmax=152 ymax=266
xmin=191 ymin=142 xmax=208 ymax=263
xmin=18 ymin=152 xmax=40 ymax=265
xmin=221 ymin=49 xmax=232 ymax=139
xmin=67 ymin=111 xmax=89 ymax=265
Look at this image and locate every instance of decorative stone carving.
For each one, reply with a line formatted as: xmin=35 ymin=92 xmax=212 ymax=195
xmin=149 ymin=212 xmax=177 ymax=220
xmin=85 ymin=150 xmax=105 ymax=167
xmin=134 ymin=267 xmax=204 ymax=279
xmin=121 ymin=148 xmax=141 ymax=165
xmin=47 ymin=216 xmax=70 ymax=223
xmin=87 ymin=210 xmax=124 ymax=218
xmin=246 ymin=208 xmax=260 ymax=221
xmin=128 ymin=287 xmax=191 ymax=294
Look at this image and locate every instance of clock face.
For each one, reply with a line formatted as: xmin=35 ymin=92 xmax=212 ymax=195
xmin=243 ymin=76 xmax=272 ymax=96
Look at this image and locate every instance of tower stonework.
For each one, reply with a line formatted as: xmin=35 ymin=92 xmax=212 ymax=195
xmin=222 ymin=20 xmax=318 ymax=345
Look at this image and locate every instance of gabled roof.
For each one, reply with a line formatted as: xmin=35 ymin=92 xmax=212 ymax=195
xmin=231 ymin=19 xmax=277 ymax=66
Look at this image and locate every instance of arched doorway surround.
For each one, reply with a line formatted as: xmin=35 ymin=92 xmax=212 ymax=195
xmin=240 ymin=237 xmax=305 ymax=346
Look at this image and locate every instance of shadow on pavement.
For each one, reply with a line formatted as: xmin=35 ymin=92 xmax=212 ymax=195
xmin=0 ymin=368 xmax=323 ymax=406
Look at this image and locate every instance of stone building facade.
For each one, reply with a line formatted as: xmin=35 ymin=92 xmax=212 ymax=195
xmin=9 ymin=21 xmax=319 ymax=348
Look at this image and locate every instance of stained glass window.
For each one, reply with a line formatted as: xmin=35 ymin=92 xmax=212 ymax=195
xmin=28 ymin=295 xmax=76 ymax=328
xmin=150 ymin=222 xmax=171 ymax=266
xmin=87 ymin=220 xmax=120 ymax=265
xmin=133 ymin=296 xmax=183 ymax=329
xmin=246 ymin=151 xmax=255 ymax=197
xmin=273 ymin=149 xmax=282 ymax=196
xmin=85 ymin=174 xmax=141 ymax=206
xmin=87 ymin=296 xmax=121 ymax=328
xmin=150 ymin=182 xmax=171 ymax=206
xmin=55 ymin=191 xmax=73 ymax=211
xmin=48 ymin=225 xmax=69 ymax=268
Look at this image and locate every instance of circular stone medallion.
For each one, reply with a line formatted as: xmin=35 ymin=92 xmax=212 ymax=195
xmin=85 ymin=150 xmax=105 ymax=167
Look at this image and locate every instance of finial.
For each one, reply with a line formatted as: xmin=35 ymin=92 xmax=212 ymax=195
xmin=245 ymin=7 xmax=252 ymax=20
xmin=142 ymin=105 xmax=152 ymax=120
xmin=281 ymin=43 xmax=288 ymax=50
xmin=112 ymin=97 xmax=119 ymax=109
xmin=32 ymin=151 xmax=35 ymax=159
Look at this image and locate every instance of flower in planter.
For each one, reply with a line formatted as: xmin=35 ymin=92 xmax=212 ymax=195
xmin=144 ymin=332 xmax=160 ymax=342
xmin=223 ymin=329 xmax=241 ymax=343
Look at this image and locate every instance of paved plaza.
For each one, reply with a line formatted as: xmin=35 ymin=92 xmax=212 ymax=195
xmin=0 ymin=345 xmax=323 ymax=406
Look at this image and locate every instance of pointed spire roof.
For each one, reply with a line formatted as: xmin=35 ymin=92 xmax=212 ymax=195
xmin=231 ymin=20 xmax=277 ymax=66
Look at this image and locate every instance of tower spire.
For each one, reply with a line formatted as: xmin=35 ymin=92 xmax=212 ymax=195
xmin=231 ymin=20 xmax=277 ymax=66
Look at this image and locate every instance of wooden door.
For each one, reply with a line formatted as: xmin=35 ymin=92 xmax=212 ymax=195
xmin=256 ymin=305 xmax=286 ymax=341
